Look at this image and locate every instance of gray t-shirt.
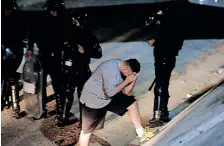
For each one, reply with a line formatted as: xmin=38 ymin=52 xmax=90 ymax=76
xmin=80 ymin=59 xmax=123 ymax=109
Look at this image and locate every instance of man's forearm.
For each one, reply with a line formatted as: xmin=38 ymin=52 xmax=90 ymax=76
xmin=125 ymin=80 xmax=136 ymax=95
xmin=114 ymin=80 xmax=129 ymax=95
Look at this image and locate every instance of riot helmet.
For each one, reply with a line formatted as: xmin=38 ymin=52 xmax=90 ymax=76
xmin=2 ymin=0 xmax=19 ymax=16
xmin=71 ymin=11 xmax=88 ymax=27
xmin=145 ymin=8 xmax=169 ymax=27
xmin=43 ymin=0 xmax=65 ymax=16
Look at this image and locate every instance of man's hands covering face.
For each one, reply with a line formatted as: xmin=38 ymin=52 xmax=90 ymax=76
xmin=125 ymin=73 xmax=139 ymax=84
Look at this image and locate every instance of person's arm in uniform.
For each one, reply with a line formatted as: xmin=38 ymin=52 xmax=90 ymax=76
xmin=89 ymin=32 xmax=102 ymax=59
xmin=147 ymin=24 xmax=165 ymax=47
xmin=90 ymin=42 xmax=102 ymax=59
xmin=78 ymin=29 xmax=102 ymax=59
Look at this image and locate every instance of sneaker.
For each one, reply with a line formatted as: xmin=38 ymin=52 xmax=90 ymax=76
xmin=139 ymin=128 xmax=155 ymax=144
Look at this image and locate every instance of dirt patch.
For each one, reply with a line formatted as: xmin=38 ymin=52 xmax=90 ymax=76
xmin=40 ymin=117 xmax=111 ymax=146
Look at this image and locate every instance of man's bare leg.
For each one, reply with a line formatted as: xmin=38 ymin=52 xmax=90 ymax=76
xmin=127 ymin=101 xmax=153 ymax=141
xmin=77 ymin=130 xmax=91 ymax=146
xmin=127 ymin=101 xmax=142 ymax=129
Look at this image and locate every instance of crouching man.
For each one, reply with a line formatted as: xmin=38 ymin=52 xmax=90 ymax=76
xmin=76 ymin=59 xmax=151 ymax=146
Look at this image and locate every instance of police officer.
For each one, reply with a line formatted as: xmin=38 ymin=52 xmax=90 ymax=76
xmin=146 ymin=8 xmax=184 ymax=127
xmin=70 ymin=11 xmax=102 ymax=99
xmin=56 ymin=11 xmax=102 ymax=126
xmin=1 ymin=0 xmax=28 ymax=118
xmin=28 ymin=0 xmax=67 ymax=118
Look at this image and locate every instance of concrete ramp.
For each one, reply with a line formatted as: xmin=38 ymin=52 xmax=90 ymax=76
xmin=143 ymin=82 xmax=224 ymax=146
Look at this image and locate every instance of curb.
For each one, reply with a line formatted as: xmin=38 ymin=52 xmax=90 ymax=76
xmin=142 ymin=79 xmax=224 ymax=146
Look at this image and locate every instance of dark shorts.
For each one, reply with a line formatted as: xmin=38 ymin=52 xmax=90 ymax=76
xmin=81 ymin=92 xmax=136 ymax=134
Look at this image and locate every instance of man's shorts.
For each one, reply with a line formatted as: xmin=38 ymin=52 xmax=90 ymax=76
xmin=81 ymin=92 xmax=136 ymax=134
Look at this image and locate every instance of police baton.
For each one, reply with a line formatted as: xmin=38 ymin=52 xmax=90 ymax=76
xmin=148 ymin=78 xmax=156 ymax=91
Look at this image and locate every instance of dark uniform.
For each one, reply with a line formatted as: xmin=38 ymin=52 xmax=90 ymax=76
xmin=69 ymin=15 xmax=103 ymax=98
xmin=1 ymin=0 xmax=28 ymax=117
xmin=28 ymin=0 xmax=67 ymax=118
xmin=57 ymin=12 xmax=102 ymax=126
xmin=147 ymin=9 xmax=184 ymax=127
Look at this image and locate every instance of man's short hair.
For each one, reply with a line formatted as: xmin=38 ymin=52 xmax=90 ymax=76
xmin=125 ymin=59 xmax=141 ymax=73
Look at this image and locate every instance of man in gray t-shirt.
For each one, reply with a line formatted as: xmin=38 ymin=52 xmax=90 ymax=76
xmin=80 ymin=59 xmax=124 ymax=108
xmin=77 ymin=59 xmax=152 ymax=146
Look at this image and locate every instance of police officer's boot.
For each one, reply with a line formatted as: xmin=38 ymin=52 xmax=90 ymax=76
xmin=160 ymin=95 xmax=170 ymax=123
xmin=63 ymin=87 xmax=78 ymax=126
xmin=151 ymin=95 xmax=170 ymax=128
xmin=160 ymin=112 xmax=170 ymax=123
xmin=149 ymin=86 xmax=164 ymax=128
xmin=149 ymin=108 xmax=157 ymax=124
xmin=149 ymin=85 xmax=161 ymax=124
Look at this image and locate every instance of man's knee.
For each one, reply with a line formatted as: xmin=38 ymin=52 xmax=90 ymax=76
xmin=127 ymin=101 xmax=138 ymax=110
